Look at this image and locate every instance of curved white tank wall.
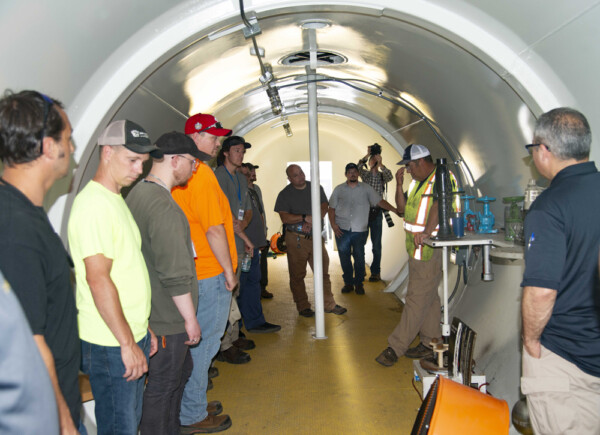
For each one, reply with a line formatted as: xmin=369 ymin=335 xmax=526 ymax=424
xmin=1 ymin=1 xmax=598 ymax=432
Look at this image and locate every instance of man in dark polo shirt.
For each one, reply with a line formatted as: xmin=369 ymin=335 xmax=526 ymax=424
xmin=520 ymin=107 xmax=600 ymax=434
xmin=0 ymin=90 xmax=81 ymax=433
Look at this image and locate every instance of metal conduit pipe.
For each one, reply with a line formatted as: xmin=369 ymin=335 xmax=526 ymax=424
xmin=306 ymin=26 xmax=326 ymax=339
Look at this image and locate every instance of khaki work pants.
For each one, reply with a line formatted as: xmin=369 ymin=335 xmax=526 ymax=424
xmin=387 ymin=248 xmax=442 ymax=356
xmin=522 ymin=344 xmax=600 ymax=434
xmin=285 ymin=231 xmax=337 ymax=312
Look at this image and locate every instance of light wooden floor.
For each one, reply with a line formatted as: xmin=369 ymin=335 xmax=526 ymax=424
xmin=209 ymin=250 xmax=423 ymax=434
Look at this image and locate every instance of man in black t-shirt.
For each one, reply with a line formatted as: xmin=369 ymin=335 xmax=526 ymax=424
xmin=274 ymin=164 xmax=346 ymax=317
xmin=0 ymin=90 xmax=81 ymax=433
xmin=521 ymin=108 xmax=600 ymax=433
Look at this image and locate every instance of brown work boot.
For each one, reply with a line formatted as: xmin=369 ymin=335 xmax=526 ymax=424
xmin=341 ymin=284 xmax=354 ymax=293
xmin=405 ymin=343 xmax=433 ymax=359
xmin=260 ymin=288 xmax=274 ymax=299
xmin=216 ymin=346 xmax=251 ymax=364
xmin=368 ymin=274 xmax=381 ymax=282
xmin=180 ymin=414 xmax=232 ymax=433
xmin=232 ymin=336 xmax=255 ymax=350
xmin=325 ymin=304 xmax=347 ymax=315
xmin=375 ymin=347 xmax=398 ymax=367
xmin=298 ymin=308 xmax=315 ymax=317
xmin=207 ymin=400 xmax=223 ymax=416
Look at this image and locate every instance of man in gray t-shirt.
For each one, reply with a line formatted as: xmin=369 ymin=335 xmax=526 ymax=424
xmin=240 ymin=163 xmax=272 ymax=299
xmin=236 ymin=162 xmax=281 ymax=334
xmin=328 ymin=163 xmax=397 ymax=295
xmin=214 ymin=136 xmax=256 ymax=364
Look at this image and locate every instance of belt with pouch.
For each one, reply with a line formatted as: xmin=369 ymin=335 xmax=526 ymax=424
xmin=285 ymin=223 xmax=311 ymax=238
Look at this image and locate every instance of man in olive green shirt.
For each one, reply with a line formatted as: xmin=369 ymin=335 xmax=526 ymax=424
xmin=127 ymin=131 xmax=208 ymax=434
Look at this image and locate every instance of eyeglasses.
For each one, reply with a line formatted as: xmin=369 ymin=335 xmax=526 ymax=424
xmin=175 ymin=154 xmax=199 ymax=169
xmin=525 ymin=143 xmax=550 ymax=153
xmin=38 ymin=93 xmax=54 ymax=152
xmin=197 ymin=122 xmax=222 ymax=134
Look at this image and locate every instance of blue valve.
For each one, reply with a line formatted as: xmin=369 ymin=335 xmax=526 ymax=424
xmin=461 ymin=195 xmax=476 ymax=229
xmin=477 ymin=196 xmax=498 ymax=234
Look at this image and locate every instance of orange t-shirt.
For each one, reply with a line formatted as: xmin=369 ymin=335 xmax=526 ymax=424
xmin=172 ymin=162 xmax=237 ymax=280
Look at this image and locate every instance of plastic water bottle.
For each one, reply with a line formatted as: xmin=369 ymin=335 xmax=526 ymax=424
xmin=241 ymin=252 xmax=252 ymax=273
xmin=524 ymin=179 xmax=544 ymax=211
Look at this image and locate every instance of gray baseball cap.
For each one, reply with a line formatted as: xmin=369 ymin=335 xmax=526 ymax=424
xmin=98 ymin=120 xmax=160 ymax=157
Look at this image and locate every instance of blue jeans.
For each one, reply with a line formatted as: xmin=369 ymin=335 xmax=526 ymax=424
xmin=368 ymin=208 xmax=383 ymax=275
xmin=81 ymin=332 xmax=150 ymax=435
xmin=260 ymin=245 xmax=269 ymax=290
xmin=238 ymin=248 xmax=266 ymax=329
xmin=336 ymin=230 xmax=368 ymax=285
xmin=180 ymin=273 xmax=232 ymax=425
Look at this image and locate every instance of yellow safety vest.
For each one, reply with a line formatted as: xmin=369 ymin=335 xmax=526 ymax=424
xmin=403 ymin=168 xmax=460 ymax=261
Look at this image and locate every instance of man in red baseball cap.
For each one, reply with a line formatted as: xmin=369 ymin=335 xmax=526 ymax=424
xmin=184 ymin=113 xmax=232 ymax=136
xmin=173 ymin=113 xmax=236 ymax=433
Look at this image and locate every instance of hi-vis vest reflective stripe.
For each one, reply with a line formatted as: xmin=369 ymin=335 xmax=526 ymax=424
xmin=403 ymin=169 xmax=460 ymax=260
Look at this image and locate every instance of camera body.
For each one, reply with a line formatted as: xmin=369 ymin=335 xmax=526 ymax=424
xmin=370 ymin=143 xmax=382 ymax=156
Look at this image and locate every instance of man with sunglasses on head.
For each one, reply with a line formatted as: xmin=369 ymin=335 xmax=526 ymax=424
xmin=173 ymin=113 xmax=235 ymax=433
xmin=0 ymin=90 xmax=82 ymax=434
xmin=520 ymin=108 xmax=600 ymax=434
xmin=376 ymin=144 xmax=459 ymax=367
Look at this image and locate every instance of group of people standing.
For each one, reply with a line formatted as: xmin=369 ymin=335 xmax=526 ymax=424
xmin=1 ymin=87 xmax=598 ymax=435
xmin=0 ymin=90 xmax=281 ymax=434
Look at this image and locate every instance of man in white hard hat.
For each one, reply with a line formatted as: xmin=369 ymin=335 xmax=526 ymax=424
xmin=376 ymin=144 xmax=459 ymax=366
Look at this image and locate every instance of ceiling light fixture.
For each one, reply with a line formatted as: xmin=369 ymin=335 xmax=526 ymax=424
xmin=299 ymin=19 xmax=332 ymax=30
xmin=239 ymin=0 xmax=291 ymax=137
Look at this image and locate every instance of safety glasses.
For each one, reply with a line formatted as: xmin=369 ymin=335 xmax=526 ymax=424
xmin=175 ymin=154 xmax=199 ymax=170
xmin=525 ymin=143 xmax=550 ymax=154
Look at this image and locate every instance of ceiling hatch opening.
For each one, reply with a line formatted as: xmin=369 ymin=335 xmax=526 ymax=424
xmin=281 ymin=51 xmax=347 ymax=67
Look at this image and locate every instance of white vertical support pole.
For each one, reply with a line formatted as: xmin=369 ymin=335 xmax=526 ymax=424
xmin=442 ymin=246 xmax=450 ymax=338
xmin=307 ymin=27 xmax=326 ymax=339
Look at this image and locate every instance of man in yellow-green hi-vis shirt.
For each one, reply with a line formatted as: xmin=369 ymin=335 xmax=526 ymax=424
xmin=376 ymin=144 xmax=459 ymax=367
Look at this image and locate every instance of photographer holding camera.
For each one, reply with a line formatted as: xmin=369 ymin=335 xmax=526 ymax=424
xmin=357 ymin=143 xmax=394 ymax=282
